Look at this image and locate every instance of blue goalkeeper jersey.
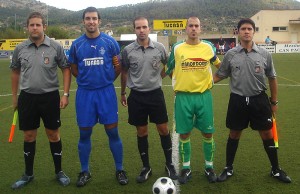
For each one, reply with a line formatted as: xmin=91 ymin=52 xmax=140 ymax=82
xmin=68 ymin=33 xmax=120 ymax=89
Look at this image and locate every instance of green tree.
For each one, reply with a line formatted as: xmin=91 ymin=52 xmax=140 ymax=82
xmin=46 ymin=26 xmax=70 ymax=39
xmin=0 ymin=28 xmax=27 ymax=39
xmin=114 ymin=26 xmax=132 ymax=36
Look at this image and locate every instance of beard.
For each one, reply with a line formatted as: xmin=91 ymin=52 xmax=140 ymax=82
xmin=30 ymin=32 xmax=44 ymax=41
xmin=138 ymin=35 xmax=147 ymax=41
xmin=86 ymin=25 xmax=99 ymax=34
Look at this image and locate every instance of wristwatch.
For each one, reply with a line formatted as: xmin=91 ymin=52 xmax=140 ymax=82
xmin=63 ymin=93 xmax=69 ymax=97
xmin=269 ymin=98 xmax=278 ymax=106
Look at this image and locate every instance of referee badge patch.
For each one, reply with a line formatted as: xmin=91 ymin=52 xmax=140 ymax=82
xmin=255 ymin=65 xmax=261 ymax=73
xmin=152 ymin=60 xmax=160 ymax=69
xmin=44 ymin=57 xmax=50 ymax=64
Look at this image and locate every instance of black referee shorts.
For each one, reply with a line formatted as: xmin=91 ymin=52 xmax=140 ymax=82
xmin=226 ymin=92 xmax=273 ymax=131
xmin=127 ymin=88 xmax=168 ymax=126
xmin=18 ymin=90 xmax=61 ymax=131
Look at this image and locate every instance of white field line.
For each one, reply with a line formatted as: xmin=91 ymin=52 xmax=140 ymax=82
xmin=0 ymin=105 xmax=12 ymax=112
xmin=0 ymin=89 xmax=78 ymax=97
xmin=277 ymin=75 xmax=300 ymax=85
xmin=1 ymin=83 xmax=300 ymax=97
xmin=211 ymin=83 xmax=300 ymax=87
xmin=172 ymin=129 xmax=180 ymax=193
xmin=171 ymin=95 xmax=180 ymax=194
xmin=1 ymin=83 xmax=299 ymax=112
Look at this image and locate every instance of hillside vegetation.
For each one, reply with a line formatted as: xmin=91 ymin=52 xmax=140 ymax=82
xmin=0 ymin=0 xmax=300 ymax=38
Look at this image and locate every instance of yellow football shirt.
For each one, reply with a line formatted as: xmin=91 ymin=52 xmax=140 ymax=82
xmin=167 ymin=41 xmax=220 ymax=93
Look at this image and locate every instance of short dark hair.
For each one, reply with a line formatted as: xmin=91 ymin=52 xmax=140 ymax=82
xmin=187 ymin=16 xmax=200 ymax=23
xmin=82 ymin=7 xmax=101 ymax=20
xmin=27 ymin=12 xmax=46 ymax=26
xmin=237 ymin=18 xmax=256 ymax=31
xmin=186 ymin=16 xmax=201 ymax=28
xmin=133 ymin=16 xmax=149 ymax=28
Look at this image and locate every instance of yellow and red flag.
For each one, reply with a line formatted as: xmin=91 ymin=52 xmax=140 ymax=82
xmin=271 ymin=115 xmax=279 ymax=148
xmin=8 ymin=110 xmax=18 ymax=143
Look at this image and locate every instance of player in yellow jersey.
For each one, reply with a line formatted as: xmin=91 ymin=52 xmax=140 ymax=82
xmin=166 ymin=16 xmax=221 ymax=184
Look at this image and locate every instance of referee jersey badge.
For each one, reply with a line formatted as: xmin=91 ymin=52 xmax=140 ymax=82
xmin=152 ymin=60 xmax=160 ymax=69
xmin=44 ymin=57 xmax=50 ymax=64
xmin=255 ymin=65 xmax=261 ymax=73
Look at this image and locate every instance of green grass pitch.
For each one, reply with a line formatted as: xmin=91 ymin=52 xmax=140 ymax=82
xmin=0 ymin=53 xmax=299 ymax=193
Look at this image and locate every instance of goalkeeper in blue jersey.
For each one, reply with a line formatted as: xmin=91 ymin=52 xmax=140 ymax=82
xmin=68 ymin=7 xmax=128 ymax=187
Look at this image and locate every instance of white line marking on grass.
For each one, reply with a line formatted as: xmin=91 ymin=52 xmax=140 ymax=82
xmin=171 ymin=96 xmax=180 ymax=194
xmin=1 ymin=83 xmax=299 ymax=113
xmin=0 ymin=89 xmax=78 ymax=112
xmin=1 ymin=83 xmax=299 ymax=97
xmin=214 ymin=83 xmax=300 ymax=87
xmin=0 ymin=105 xmax=12 ymax=112
xmin=277 ymin=84 xmax=300 ymax=87
xmin=0 ymin=89 xmax=78 ymax=97
xmin=277 ymin=75 xmax=300 ymax=85
xmin=172 ymin=131 xmax=180 ymax=194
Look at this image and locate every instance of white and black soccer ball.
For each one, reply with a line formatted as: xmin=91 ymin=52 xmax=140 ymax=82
xmin=152 ymin=177 xmax=176 ymax=194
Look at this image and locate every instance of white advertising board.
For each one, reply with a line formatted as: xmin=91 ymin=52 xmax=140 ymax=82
xmin=257 ymin=44 xmax=276 ymax=53
xmin=275 ymin=44 xmax=300 ymax=53
xmin=120 ymin=34 xmax=157 ymax=41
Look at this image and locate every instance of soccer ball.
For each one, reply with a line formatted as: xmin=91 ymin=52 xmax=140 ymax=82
xmin=152 ymin=177 xmax=176 ymax=194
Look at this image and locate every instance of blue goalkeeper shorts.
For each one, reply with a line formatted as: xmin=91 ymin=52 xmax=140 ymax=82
xmin=76 ymin=84 xmax=118 ymax=127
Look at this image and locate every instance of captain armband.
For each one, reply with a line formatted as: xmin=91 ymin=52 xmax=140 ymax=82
xmin=112 ymin=55 xmax=120 ymax=67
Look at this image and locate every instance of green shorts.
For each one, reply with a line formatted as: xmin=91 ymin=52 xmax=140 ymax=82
xmin=175 ymin=90 xmax=215 ymax=134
